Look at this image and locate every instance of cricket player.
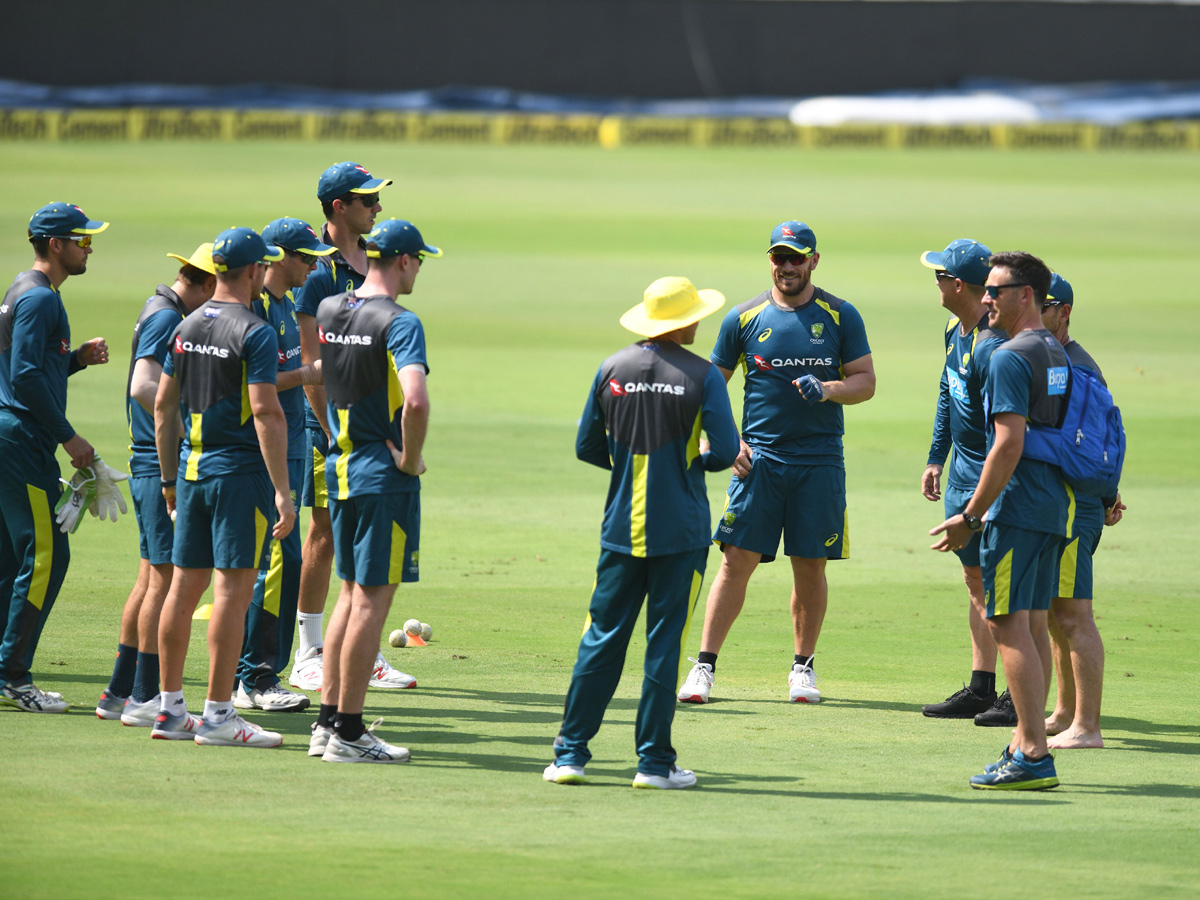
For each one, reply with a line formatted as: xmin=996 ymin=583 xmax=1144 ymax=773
xmin=931 ymin=251 xmax=1070 ymax=790
xmin=151 ymin=227 xmax=295 ymax=747
xmin=1 ymin=202 xmax=111 ymax=713
xmin=917 ymin=239 xmax=1013 ymax=724
xmin=309 ymin=218 xmax=438 ymax=763
xmin=544 ymin=276 xmax=738 ymax=789
xmin=1040 ymin=274 xmax=1124 ymax=750
xmin=95 ymin=244 xmax=218 ymax=725
xmin=678 ymin=221 xmax=874 ymax=704
xmin=234 ymin=218 xmax=332 ymax=713
xmin=290 ymin=161 xmax=414 ymax=694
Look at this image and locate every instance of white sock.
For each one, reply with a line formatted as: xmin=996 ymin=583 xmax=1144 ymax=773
xmin=203 ymin=698 xmax=232 ymax=725
xmin=298 ymin=612 xmax=324 ymax=656
xmin=161 ymin=690 xmax=186 ymax=715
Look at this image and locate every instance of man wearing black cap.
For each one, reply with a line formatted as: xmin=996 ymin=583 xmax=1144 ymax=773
xmin=678 ymin=221 xmax=874 ymax=705
xmin=1039 ymin=274 xmax=1123 ymax=750
xmin=0 ymin=202 xmax=111 ymax=713
xmin=290 ymin=162 xmax=415 ymax=695
xmin=917 ymin=239 xmax=1013 ymax=724
xmin=309 ymin=218 xmax=439 ymax=763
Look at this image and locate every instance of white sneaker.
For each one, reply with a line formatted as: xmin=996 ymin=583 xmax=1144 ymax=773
xmin=289 ymin=646 xmax=323 ymax=691
xmin=369 ymin=653 xmax=416 ymax=689
xmin=120 ymin=695 xmax=161 ymax=727
xmin=95 ymin=689 xmax=127 ymax=719
xmin=322 ymin=718 xmax=410 ymax=763
xmin=677 ymin=659 xmax=714 ymax=704
xmin=235 ymin=682 xmax=311 ymax=712
xmin=1 ymin=682 xmax=69 ymax=713
xmin=543 ymin=763 xmax=586 ymax=785
xmin=633 ymin=765 xmax=698 ymax=790
xmin=788 ymin=663 xmax=821 ymax=703
xmin=309 ymin=722 xmax=334 ymax=758
xmin=194 ymin=713 xmax=283 ymax=748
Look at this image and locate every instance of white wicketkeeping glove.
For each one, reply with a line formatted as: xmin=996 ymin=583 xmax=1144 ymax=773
xmin=55 ymin=467 xmax=97 ymax=534
xmin=89 ymin=457 xmax=130 ymax=522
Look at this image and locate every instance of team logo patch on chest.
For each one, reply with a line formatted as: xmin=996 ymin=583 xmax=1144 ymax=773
xmin=810 ymin=324 xmax=824 ymax=339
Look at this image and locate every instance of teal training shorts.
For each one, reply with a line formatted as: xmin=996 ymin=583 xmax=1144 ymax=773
xmin=172 ymin=471 xmax=273 ymax=570
xmin=981 ymin=522 xmax=1064 ymax=617
xmin=329 ymin=491 xmax=420 ymax=587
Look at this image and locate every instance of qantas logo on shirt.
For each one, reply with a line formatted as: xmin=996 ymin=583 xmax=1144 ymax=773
xmin=175 ymin=336 xmax=229 ymax=358
xmin=752 ymin=355 xmax=774 ymax=371
xmin=770 ymin=357 xmax=834 ymax=367
xmin=317 ymin=325 xmax=372 ymax=346
xmin=60 ymin=339 xmax=70 ymax=354
xmin=611 ymin=381 xmax=685 ymax=396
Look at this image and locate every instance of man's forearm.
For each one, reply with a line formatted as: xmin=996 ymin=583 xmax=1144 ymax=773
xmin=254 ymin=408 xmax=292 ymax=494
xmin=823 ymin=371 xmax=876 ymax=405
xmin=400 ymin=403 xmax=429 ymax=464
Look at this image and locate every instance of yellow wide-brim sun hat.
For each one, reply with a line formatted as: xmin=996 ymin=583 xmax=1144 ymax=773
xmin=619 ymin=276 xmax=726 ymax=338
xmin=166 ymin=242 xmax=217 ymax=275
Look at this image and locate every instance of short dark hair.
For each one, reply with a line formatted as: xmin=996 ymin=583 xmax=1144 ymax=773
xmin=321 ymin=191 xmax=359 ymax=221
xmin=989 ymin=251 xmax=1051 ymax=306
xmin=178 ymin=264 xmax=214 ymax=287
xmin=27 ymin=230 xmax=51 ymax=259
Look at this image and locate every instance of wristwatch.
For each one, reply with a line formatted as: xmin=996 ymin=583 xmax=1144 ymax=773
xmin=963 ymin=514 xmax=983 ymax=532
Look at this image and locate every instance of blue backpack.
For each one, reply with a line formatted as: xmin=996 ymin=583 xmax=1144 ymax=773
xmin=1022 ymin=364 xmax=1125 ymax=497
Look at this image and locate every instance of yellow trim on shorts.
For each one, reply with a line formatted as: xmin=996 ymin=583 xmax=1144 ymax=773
xmin=1064 ymin=482 xmax=1076 ymax=538
xmin=253 ymin=507 xmax=268 ymax=570
xmin=1058 ymin=537 xmax=1079 ymax=600
xmin=676 ymin=568 xmax=704 ymax=689
xmin=263 ymin=537 xmax=284 ymax=616
xmin=630 ymin=453 xmax=648 ymax=558
xmin=311 ymin=443 xmax=328 ymax=508
xmin=993 ymin=547 xmax=1014 ymax=616
xmin=387 ymin=521 xmax=408 ymax=585
xmin=334 ymin=408 xmax=353 ymax=501
xmin=184 ymin=413 xmax=203 ymax=481
xmin=841 ymin=507 xmax=850 ymax=559
xmin=26 ymin=484 xmax=53 ymax=611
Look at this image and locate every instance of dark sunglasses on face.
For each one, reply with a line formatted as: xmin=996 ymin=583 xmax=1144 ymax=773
xmin=769 ymin=251 xmax=810 ymax=266
xmin=354 ymin=193 xmax=380 ymax=207
xmin=985 ymin=283 xmax=1028 ymax=299
xmin=935 ymin=271 xmax=958 ymax=283
xmin=408 ymin=253 xmax=424 ymax=265
xmin=287 ymin=249 xmax=317 ymax=265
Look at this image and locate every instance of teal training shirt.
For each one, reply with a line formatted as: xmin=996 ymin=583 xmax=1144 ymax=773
xmin=927 ymin=314 xmax=1006 ymax=490
xmin=986 ymin=329 xmax=1073 ymax=536
xmin=316 ymin=292 xmax=428 ymax=498
xmin=163 ymin=300 xmax=278 ymax=481
xmin=293 ymin=229 xmax=366 ymax=432
xmin=710 ymin=287 xmax=870 ymax=466
xmin=126 ymin=286 xmax=187 ymax=477
xmin=254 ymin=288 xmax=306 ymax=461
xmin=576 ymin=340 xmax=739 ymax=558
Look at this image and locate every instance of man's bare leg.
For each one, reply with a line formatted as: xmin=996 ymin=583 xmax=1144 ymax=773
xmin=119 ymin=560 xmax=150 ymax=647
xmin=136 ymin=563 xmax=174 ymax=654
xmin=158 ymin=567 xmax=213 ymax=693
xmin=790 ymin=557 xmax=827 ymax=656
xmin=698 ymin=545 xmax=761 ymax=654
xmin=964 ymin=565 xmax=997 ymax=672
xmin=337 ymin=582 xmax=398 ymax=715
xmin=1031 ymin=610 xmax=1053 ymax=708
xmin=205 ymin=568 xmax=259 ymax=703
xmin=988 ymin=610 xmax=1049 ymax=759
xmin=1045 ymin=605 xmax=1074 ymax=735
xmin=321 ymin=581 xmax=354 ymax=706
xmin=1047 ymin=597 xmax=1104 ymax=749
xmin=296 ymin=507 xmax=334 ymax=642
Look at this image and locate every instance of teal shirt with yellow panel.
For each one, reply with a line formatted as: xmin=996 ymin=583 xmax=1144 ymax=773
xmin=253 ymin=288 xmax=305 ymax=461
xmin=710 ymin=287 xmax=871 ymax=466
xmin=163 ymin=300 xmax=279 ymax=481
xmin=316 ymin=292 xmax=427 ymax=499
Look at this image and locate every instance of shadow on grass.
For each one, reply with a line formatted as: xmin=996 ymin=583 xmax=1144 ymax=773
xmin=1067 ymin=783 xmax=1200 ymax=799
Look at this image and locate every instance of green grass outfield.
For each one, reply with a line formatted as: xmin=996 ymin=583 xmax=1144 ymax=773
xmin=1 ymin=142 xmax=1198 ymax=900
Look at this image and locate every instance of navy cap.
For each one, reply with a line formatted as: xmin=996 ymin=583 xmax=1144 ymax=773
xmin=365 ymin=219 xmax=442 ymax=259
xmin=768 ymin=221 xmax=817 ymax=255
xmin=317 ymin=161 xmax=392 ymax=203
xmin=211 ymin=227 xmax=284 ymax=272
xmin=1047 ymin=273 xmax=1074 ymax=305
xmin=262 ymin=218 xmax=335 ymax=257
xmin=920 ymin=239 xmax=992 ymax=286
xmin=28 ymin=202 xmax=109 ymax=238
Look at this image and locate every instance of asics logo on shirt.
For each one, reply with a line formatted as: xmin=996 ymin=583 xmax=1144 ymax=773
xmin=757 ymin=328 xmax=772 ymax=342
xmin=317 ymin=325 xmax=373 ymax=346
xmin=174 ymin=336 xmax=229 ymax=358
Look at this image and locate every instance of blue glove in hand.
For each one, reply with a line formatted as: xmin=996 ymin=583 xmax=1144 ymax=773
xmin=793 ymin=374 xmax=824 ymax=404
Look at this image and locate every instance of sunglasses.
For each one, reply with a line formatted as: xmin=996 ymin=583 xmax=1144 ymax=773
xmin=407 ymin=253 xmax=424 ymax=266
xmin=287 ymin=249 xmax=317 ymax=264
xmin=984 ymin=283 xmax=1028 ymax=298
xmin=60 ymin=234 xmax=93 ymax=248
xmin=354 ymin=193 xmax=380 ymax=207
xmin=1042 ymin=300 xmax=1069 ymax=308
xmin=935 ymin=271 xmax=958 ymax=283
xmin=769 ymin=251 xmax=811 ymax=266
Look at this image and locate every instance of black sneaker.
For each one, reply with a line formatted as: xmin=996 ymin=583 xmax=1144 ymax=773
xmin=974 ymin=690 xmax=1018 ymax=727
xmin=922 ymin=684 xmax=996 ymax=719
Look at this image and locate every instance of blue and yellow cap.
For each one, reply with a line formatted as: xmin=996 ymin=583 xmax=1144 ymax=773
xmin=28 ymin=202 xmax=109 ymax=238
xmin=262 ymin=218 xmax=336 ymax=257
xmin=317 ymin=161 xmax=393 ymax=203
xmin=211 ymin=227 xmax=284 ymax=272
xmin=365 ymin=219 xmax=442 ymax=259
xmin=921 ymin=238 xmax=992 ymax=286
xmin=768 ymin=221 xmax=817 ymax=255
xmin=1047 ymin=273 xmax=1074 ymax=305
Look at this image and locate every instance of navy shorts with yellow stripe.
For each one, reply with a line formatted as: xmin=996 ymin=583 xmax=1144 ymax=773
xmin=981 ymin=522 xmax=1064 ymax=617
xmin=172 ymin=470 xmax=273 ymax=570
xmin=330 ymin=491 xmax=420 ymax=587
xmin=944 ymin=484 xmax=982 ymax=569
xmin=713 ymin=455 xmax=847 ymax=562
xmin=130 ymin=474 xmax=174 ymax=565
xmin=301 ymin=426 xmax=328 ymax=509
xmin=1054 ymin=527 xmax=1102 ymax=600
